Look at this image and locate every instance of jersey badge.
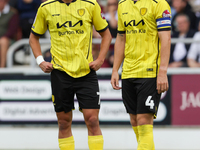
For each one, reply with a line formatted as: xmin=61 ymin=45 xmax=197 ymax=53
xmin=162 ymin=10 xmax=171 ymax=18
xmin=140 ymin=8 xmax=147 ymax=16
xmin=77 ymin=9 xmax=85 ymax=16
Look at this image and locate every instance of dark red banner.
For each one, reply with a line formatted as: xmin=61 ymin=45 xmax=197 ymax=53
xmin=171 ymin=75 xmax=200 ymax=125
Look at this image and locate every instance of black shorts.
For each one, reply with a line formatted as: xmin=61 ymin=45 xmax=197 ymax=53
xmin=122 ymin=78 xmax=161 ymax=118
xmin=51 ymin=69 xmax=100 ymax=113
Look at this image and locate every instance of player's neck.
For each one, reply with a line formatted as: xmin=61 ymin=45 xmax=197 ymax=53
xmin=133 ymin=0 xmax=138 ymax=3
xmin=62 ymin=0 xmax=73 ymax=3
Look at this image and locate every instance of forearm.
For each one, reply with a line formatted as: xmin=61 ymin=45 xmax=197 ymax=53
xmin=187 ymin=59 xmax=200 ymax=67
xmin=29 ymin=33 xmax=42 ymax=58
xmin=112 ymin=33 xmax=125 ymax=72
xmin=98 ymin=28 xmax=112 ymax=63
xmin=159 ymin=31 xmax=171 ymax=74
xmin=29 ymin=32 xmax=53 ymax=73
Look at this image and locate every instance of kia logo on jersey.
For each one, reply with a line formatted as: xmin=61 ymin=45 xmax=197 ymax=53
xmin=162 ymin=10 xmax=171 ymax=18
xmin=56 ymin=20 xmax=83 ymax=28
xmin=124 ymin=19 xmax=145 ymax=27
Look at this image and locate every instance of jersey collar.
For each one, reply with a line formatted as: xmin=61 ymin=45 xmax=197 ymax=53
xmin=57 ymin=0 xmax=77 ymax=4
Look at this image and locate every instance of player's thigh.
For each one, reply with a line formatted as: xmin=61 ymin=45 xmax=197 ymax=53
xmin=82 ymin=109 xmax=100 ymax=122
xmin=137 ymin=78 xmax=161 ymax=118
xmin=51 ymin=69 xmax=75 ymax=113
xmin=122 ymin=79 xmax=137 ymax=114
xmin=75 ymin=69 xmax=100 ymax=110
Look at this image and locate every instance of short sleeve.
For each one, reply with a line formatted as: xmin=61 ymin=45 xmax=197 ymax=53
xmin=31 ymin=5 xmax=47 ymax=36
xmin=92 ymin=2 xmax=108 ymax=32
xmin=154 ymin=0 xmax=171 ymax=31
xmin=117 ymin=4 xmax=125 ymax=34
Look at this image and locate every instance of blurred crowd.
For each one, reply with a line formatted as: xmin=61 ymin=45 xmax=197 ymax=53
xmin=0 ymin=0 xmax=200 ymax=68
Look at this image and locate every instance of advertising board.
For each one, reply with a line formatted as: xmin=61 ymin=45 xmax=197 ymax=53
xmin=0 ymin=73 xmax=171 ymax=125
xmin=172 ymin=75 xmax=200 ymax=125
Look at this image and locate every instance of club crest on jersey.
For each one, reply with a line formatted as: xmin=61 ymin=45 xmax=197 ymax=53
xmin=162 ymin=10 xmax=171 ymax=18
xmin=140 ymin=8 xmax=147 ymax=16
xmin=77 ymin=9 xmax=85 ymax=16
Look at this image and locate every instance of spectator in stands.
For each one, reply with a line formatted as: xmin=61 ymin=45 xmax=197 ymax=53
xmin=10 ymin=0 xmax=44 ymax=38
xmin=189 ymin=0 xmax=200 ymax=26
xmin=104 ymin=0 xmax=118 ymax=67
xmin=97 ymin=0 xmax=105 ymax=13
xmin=187 ymin=21 xmax=200 ymax=67
xmin=188 ymin=0 xmax=200 ymax=14
xmin=169 ymin=13 xmax=196 ymax=67
xmin=105 ymin=0 xmax=118 ymax=38
xmin=0 ymin=0 xmax=19 ymax=68
xmin=171 ymin=0 xmax=197 ymax=32
xmin=92 ymin=0 xmax=111 ymax=68
xmin=167 ymin=0 xmax=177 ymax=20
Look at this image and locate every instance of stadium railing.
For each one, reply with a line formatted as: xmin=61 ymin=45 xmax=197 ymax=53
xmin=6 ymin=38 xmax=200 ymax=69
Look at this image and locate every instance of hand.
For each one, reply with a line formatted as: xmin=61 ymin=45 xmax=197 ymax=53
xmin=111 ymin=71 xmax=121 ymax=90
xmin=89 ymin=59 xmax=103 ymax=71
xmin=157 ymin=71 xmax=168 ymax=94
xmin=39 ymin=61 xmax=53 ymax=73
xmin=168 ymin=61 xmax=184 ymax=68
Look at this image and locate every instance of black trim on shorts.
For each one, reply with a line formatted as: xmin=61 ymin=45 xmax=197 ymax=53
xmin=51 ymin=69 xmax=100 ymax=113
xmin=122 ymin=78 xmax=161 ymax=118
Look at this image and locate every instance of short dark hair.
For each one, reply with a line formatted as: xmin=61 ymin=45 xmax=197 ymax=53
xmin=176 ymin=13 xmax=190 ymax=22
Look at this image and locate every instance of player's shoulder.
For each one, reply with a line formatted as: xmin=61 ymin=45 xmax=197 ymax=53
xmin=41 ymin=0 xmax=58 ymax=8
xmin=80 ymin=0 xmax=96 ymax=5
xmin=151 ymin=0 xmax=169 ymax=5
xmin=118 ymin=0 xmax=127 ymax=5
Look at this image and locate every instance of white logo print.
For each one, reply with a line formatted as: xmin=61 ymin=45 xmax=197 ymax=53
xmin=97 ymin=92 xmax=100 ymax=105
xmin=145 ymin=96 xmax=154 ymax=109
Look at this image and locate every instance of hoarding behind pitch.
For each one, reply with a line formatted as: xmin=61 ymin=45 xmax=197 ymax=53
xmin=172 ymin=75 xmax=200 ymax=125
xmin=0 ymin=72 xmax=171 ymax=125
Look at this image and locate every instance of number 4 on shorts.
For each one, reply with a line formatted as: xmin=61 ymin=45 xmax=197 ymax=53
xmin=145 ymin=96 xmax=154 ymax=109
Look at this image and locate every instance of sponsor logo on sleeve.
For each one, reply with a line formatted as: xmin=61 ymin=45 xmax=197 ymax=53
xmin=101 ymin=10 xmax=105 ymax=19
xmin=162 ymin=10 xmax=171 ymax=18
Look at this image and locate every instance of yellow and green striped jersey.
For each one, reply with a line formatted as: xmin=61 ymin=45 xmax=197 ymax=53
xmin=31 ymin=0 xmax=108 ymax=78
xmin=117 ymin=0 xmax=171 ymax=79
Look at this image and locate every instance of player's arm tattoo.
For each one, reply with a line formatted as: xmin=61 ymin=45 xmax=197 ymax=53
xmin=118 ymin=33 xmax=125 ymax=37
